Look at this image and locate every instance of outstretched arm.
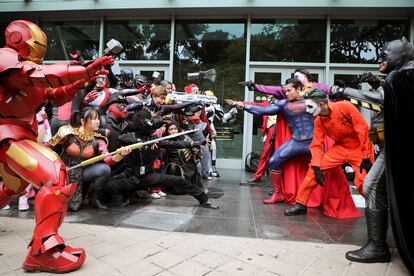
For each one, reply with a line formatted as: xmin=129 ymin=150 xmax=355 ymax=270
xmin=161 ymin=101 xmax=202 ymax=115
xmin=46 ymin=80 xmax=86 ymax=106
xmin=243 ymin=102 xmax=282 ymax=116
xmin=343 ymin=87 xmax=384 ymax=106
xmin=7 ymin=56 xmax=113 ymax=89
xmin=254 ymin=84 xmax=287 ymax=99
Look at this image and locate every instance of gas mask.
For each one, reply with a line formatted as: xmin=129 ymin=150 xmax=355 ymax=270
xmin=108 ymin=102 xmax=127 ymax=120
xmin=132 ymin=109 xmax=164 ymax=136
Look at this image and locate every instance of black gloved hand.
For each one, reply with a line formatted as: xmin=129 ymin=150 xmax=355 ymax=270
xmin=312 ymin=166 xmax=324 ymax=186
xmin=329 ymin=85 xmax=345 ymax=100
xmin=238 ymin=81 xmax=256 ymax=91
xmin=359 ymin=158 xmax=372 ymax=174
xmin=246 ymin=81 xmax=256 ymax=91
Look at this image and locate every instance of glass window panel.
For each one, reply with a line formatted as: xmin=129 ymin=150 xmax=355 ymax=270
xmin=330 ymin=19 xmax=409 ymax=64
xmin=251 ymin=72 xmax=281 ymax=153
xmin=40 ymin=21 xmax=100 ymax=61
xmin=105 ymin=20 xmax=171 ymax=60
xmin=251 ymin=19 xmax=326 ymax=62
xmin=174 ymin=20 xmax=246 ymax=158
xmin=333 ymin=74 xmax=361 ymax=89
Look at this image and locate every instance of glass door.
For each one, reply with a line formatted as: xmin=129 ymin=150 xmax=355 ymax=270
xmin=247 ymin=68 xmax=289 ymax=156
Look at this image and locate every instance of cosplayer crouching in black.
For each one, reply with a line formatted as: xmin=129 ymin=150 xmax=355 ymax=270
xmin=102 ymin=109 xmax=219 ymax=209
xmin=163 ymin=121 xmax=205 ymax=194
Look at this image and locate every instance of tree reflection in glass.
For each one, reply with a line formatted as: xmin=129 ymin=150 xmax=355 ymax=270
xmin=105 ymin=20 xmax=171 ymax=60
xmin=250 ymin=19 xmax=326 ymax=62
xmin=174 ymin=20 xmax=246 ymax=158
xmin=41 ymin=21 xmax=100 ymax=61
xmin=330 ymin=19 xmax=409 ymax=64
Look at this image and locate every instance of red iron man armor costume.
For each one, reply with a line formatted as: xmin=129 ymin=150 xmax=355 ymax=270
xmin=0 ymin=20 xmax=113 ymax=273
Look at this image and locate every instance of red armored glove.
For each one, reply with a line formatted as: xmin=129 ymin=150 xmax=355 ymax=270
xmin=85 ymin=56 xmax=114 ymax=78
xmin=73 ymin=79 xmax=87 ymax=89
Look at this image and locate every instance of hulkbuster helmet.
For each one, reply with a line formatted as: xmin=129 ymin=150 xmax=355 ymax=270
xmin=378 ymin=37 xmax=414 ymax=73
xmin=5 ymin=20 xmax=47 ymax=63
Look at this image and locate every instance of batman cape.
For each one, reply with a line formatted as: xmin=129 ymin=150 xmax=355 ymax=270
xmin=383 ymin=60 xmax=414 ymax=274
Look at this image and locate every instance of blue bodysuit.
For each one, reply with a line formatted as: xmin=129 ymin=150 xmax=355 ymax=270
xmin=245 ymin=99 xmax=314 ymax=171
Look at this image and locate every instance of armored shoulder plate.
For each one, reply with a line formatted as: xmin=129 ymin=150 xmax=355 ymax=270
xmin=0 ymin=47 xmax=23 ymax=74
xmin=48 ymin=125 xmax=76 ymax=147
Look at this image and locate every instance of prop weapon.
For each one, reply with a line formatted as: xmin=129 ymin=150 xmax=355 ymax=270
xmin=67 ymin=129 xmax=197 ymax=171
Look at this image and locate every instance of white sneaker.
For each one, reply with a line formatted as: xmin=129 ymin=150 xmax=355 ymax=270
xmin=18 ymin=196 xmax=30 ymax=211
xmin=2 ymin=204 xmax=10 ymax=210
xmin=157 ymin=191 xmax=166 ymax=197
xmin=150 ymin=193 xmax=161 ymax=199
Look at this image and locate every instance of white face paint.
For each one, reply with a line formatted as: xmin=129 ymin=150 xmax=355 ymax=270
xmin=294 ymin=72 xmax=307 ymax=85
xmin=305 ymin=99 xmax=321 ymax=117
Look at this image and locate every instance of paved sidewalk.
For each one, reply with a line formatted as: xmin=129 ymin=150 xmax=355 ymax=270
xmin=0 ymin=217 xmax=410 ymax=276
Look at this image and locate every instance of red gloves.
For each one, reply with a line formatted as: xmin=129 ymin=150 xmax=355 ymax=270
xmin=85 ymin=56 xmax=114 ymax=78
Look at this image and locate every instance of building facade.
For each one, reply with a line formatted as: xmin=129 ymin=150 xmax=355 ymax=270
xmin=1 ymin=0 xmax=413 ymax=168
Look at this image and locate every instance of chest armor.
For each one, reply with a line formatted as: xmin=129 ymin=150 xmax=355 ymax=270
xmin=60 ymin=135 xmax=99 ymax=166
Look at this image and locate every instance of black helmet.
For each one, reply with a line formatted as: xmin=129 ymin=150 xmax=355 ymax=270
xmin=104 ymin=93 xmax=128 ymax=109
xmin=159 ymin=80 xmax=172 ymax=87
xmin=120 ymin=68 xmax=134 ymax=82
xmin=378 ymin=37 xmax=414 ymax=73
xmin=134 ymin=74 xmax=147 ymax=86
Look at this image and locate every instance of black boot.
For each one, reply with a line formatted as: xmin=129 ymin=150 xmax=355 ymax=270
xmin=346 ymin=209 xmax=390 ymax=263
xmin=284 ymin=203 xmax=307 ymax=216
xmin=90 ymin=197 xmax=110 ymax=210
xmin=200 ymin=198 xmax=219 ymax=209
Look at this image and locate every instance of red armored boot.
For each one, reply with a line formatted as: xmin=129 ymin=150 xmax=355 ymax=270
xmin=22 ymin=182 xmax=86 ymax=273
xmin=263 ymin=170 xmax=284 ymax=204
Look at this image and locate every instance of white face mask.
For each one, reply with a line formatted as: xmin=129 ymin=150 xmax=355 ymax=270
xmin=294 ymin=72 xmax=307 ymax=85
xmin=305 ymin=99 xmax=321 ymax=116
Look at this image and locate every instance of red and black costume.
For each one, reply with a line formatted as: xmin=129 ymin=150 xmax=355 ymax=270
xmin=48 ymin=123 xmax=122 ymax=211
xmin=0 ymin=20 xmax=112 ymax=273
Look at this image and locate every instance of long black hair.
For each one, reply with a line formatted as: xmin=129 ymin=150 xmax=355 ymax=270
xmin=70 ymin=107 xmax=100 ymax=128
xmin=164 ymin=121 xmax=181 ymax=137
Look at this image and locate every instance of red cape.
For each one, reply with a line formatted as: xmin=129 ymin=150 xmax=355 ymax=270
xmin=275 ymin=115 xmax=361 ymax=219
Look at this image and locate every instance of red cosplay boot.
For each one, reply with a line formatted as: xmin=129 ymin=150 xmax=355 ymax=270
xmin=22 ymin=183 xmax=86 ymax=273
xmin=263 ymin=170 xmax=284 ymax=204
